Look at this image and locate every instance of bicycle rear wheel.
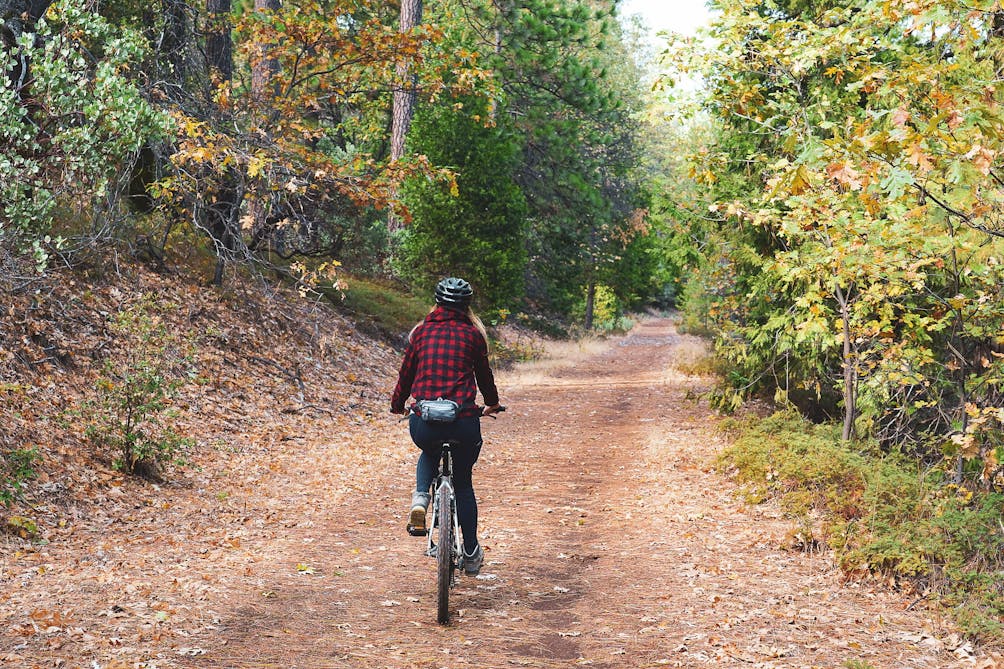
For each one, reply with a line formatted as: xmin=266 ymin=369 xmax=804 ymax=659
xmin=436 ymin=484 xmax=453 ymax=624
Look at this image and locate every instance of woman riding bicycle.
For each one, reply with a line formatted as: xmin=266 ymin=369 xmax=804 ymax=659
xmin=390 ymin=277 xmax=503 ymax=575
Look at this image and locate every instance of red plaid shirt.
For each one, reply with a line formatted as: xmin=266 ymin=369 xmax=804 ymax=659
xmin=391 ymin=306 xmax=499 ymax=417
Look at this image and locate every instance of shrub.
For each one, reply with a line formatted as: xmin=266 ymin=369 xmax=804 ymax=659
xmin=719 ymin=411 xmax=1004 ymax=640
xmin=331 ymin=275 xmax=430 ymax=338
xmin=395 ymin=100 xmax=528 ymax=311
xmin=1 ymin=0 xmax=171 ymax=269
xmin=83 ymin=297 xmax=195 ymax=478
xmin=0 ymin=447 xmax=40 ymax=507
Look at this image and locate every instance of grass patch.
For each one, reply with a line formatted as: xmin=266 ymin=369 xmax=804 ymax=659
xmin=718 ymin=411 xmax=1004 ymax=642
xmin=667 ymin=335 xmax=716 ymax=377
xmin=502 ymin=336 xmax=613 ymax=387
xmin=324 ymin=276 xmax=430 ymax=339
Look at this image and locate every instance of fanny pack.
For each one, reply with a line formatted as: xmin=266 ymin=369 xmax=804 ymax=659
xmin=415 ymin=398 xmax=460 ymax=423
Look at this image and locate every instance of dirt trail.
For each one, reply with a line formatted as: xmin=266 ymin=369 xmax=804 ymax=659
xmin=3 ymin=317 xmax=993 ymax=668
xmin=186 ymin=318 xmax=980 ymax=668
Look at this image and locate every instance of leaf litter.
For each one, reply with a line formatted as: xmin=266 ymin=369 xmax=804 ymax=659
xmin=0 ymin=267 xmax=1001 ymax=668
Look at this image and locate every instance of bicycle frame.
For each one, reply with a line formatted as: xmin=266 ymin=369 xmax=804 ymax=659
xmin=428 ymin=441 xmax=463 ymax=623
xmin=427 ymin=443 xmax=462 ymax=563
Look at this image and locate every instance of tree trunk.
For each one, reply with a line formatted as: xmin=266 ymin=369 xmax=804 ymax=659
xmin=387 ymin=0 xmax=422 ymax=232
xmin=251 ymin=0 xmax=281 ymax=103
xmin=835 ymin=284 xmax=856 ymax=441
xmin=161 ymin=0 xmax=189 ymax=83
xmin=584 ymin=281 xmax=595 ymax=330
xmin=206 ymin=0 xmax=232 ymax=81
xmin=390 ymin=0 xmax=422 ymax=163
xmin=250 ymin=0 xmax=281 ymax=236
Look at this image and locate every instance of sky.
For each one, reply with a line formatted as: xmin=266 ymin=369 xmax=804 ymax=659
xmin=618 ymin=0 xmax=713 ymax=41
xmin=617 ymin=0 xmax=714 ymax=87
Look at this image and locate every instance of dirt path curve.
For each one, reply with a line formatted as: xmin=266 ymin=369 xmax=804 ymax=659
xmin=182 ymin=317 xmax=989 ymax=669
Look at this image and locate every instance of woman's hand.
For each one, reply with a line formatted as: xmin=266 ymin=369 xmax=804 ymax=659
xmin=482 ymin=403 xmax=503 ymax=416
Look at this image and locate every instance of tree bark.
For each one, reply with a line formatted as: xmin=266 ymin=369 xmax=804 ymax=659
xmin=835 ymin=284 xmax=856 ymax=441
xmin=250 ymin=0 xmax=281 ymax=236
xmin=206 ymin=0 xmax=232 ymax=82
xmin=390 ymin=0 xmax=422 ymax=163
xmin=387 ymin=0 xmax=422 ymax=232
xmin=251 ymin=0 xmax=281 ymax=104
xmin=161 ymin=0 xmax=189 ymax=84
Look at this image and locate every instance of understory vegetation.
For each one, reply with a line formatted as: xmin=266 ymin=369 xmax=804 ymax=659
xmin=719 ymin=412 xmax=1004 ymax=640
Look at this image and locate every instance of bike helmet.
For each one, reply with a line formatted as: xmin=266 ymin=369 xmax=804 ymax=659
xmin=434 ymin=277 xmax=473 ymax=309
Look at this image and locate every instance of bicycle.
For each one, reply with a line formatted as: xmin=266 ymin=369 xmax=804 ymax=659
xmin=406 ymin=405 xmax=504 ymax=624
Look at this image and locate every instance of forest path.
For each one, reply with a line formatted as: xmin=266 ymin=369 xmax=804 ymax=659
xmin=2 ymin=318 xmax=990 ymax=668
xmin=187 ymin=318 xmax=977 ymax=668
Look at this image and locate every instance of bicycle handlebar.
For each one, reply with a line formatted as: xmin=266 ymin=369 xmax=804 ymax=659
xmin=396 ymin=404 xmax=507 ymax=421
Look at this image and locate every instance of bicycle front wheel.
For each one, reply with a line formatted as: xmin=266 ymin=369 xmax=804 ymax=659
xmin=436 ymin=484 xmax=453 ymax=624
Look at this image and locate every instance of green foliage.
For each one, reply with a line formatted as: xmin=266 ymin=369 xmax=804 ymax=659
xmin=396 ymin=100 xmax=528 ymax=309
xmin=0 ymin=0 xmax=170 ymax=267
xmin=637 ymin=104 xmax=721 ymax=314
xmin=584 ymin=284 xmax=616 ymax=326
xmin=720 ymin=412 xmax=1004 ymax=640
xmin=5 ymin=514 xmax=40 ymax=540
xmin=676 ymin=271 xmax=716 ymax=337
xmin=607 ymin=220 xmax=665 ymax=311
xmin=666 ymin=0 xmax=1004 ymax=469
xmin=84 ymin=297 xmax=195 ymax=478
xmin=719 ymin=411 xmax=861 ymax=510
xmin=570 ymin=284 xmax=633 ymax=332
xmin=597 ymin=315 xmax=636 ymax=334
xmin=490 ymin=337 xmax=542 ymax=370
xmin=0 ymin=447 xmax=40 ymax=507
xmin=415 ymin=0 xmax=651 ymax=319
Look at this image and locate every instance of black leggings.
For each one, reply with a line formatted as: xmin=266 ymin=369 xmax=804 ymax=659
xmin=409 ymin=415 xmax=482 ymax=553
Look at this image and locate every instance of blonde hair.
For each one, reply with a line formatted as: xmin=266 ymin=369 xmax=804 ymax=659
xmin=468 ymin=308 xmax=490 ymax=350
xmin=409 ymin=305 xmax=490 ymax=352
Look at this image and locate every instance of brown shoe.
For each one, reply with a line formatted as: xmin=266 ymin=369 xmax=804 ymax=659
xmin=408 ymin=505 xmax=427 ymax=534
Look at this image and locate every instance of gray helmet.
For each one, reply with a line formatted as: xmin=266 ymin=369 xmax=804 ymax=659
xmin=435 ymin=277 xmax=473 ymax=308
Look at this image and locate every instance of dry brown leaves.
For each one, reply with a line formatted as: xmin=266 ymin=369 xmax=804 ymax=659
xmin=1 ymin=276 xmax=1002 ymax=669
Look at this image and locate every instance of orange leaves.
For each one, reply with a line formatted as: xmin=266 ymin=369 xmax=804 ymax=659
xmin=824 ymin=65 xmax=845 ymax=85
xmin=162 ymin=0 xmax=494 ymax=242
xmin=825 ymin=162 xmax=863 ymax=191
xmin=965 ymin=144 xmax=996 ymax=176
xmin=951 ymin=404 xmax=1004 ymax=485
xmin=905 ymin=141 xmax=934 ymax=174
xmin=30 ymin=608 xmax=75 ymax=630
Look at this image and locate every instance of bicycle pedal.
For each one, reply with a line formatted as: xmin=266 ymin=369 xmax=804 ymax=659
xmin=407 ymin=524 xmax=429 ymax=537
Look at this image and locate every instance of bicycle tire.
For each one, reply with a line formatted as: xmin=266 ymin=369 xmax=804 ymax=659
xmin=436 ymin=484 xmax=452 ymax=624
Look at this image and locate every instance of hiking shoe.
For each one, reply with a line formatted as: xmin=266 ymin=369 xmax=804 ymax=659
xmin=407 ymin=492 xmax=430 ymax=535
xmin=462 ymin=544 xmax=484 ymax=575
xmin=408 ymin=505 xmax=426 ymax=534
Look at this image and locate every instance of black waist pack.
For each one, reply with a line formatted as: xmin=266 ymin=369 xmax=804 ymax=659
xmin=416 ymin=398 xmax=460 ymax=423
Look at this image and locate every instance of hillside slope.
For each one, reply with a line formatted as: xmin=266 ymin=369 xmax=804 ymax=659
xmin=1 ymin=262 xmax=401 ymax=603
